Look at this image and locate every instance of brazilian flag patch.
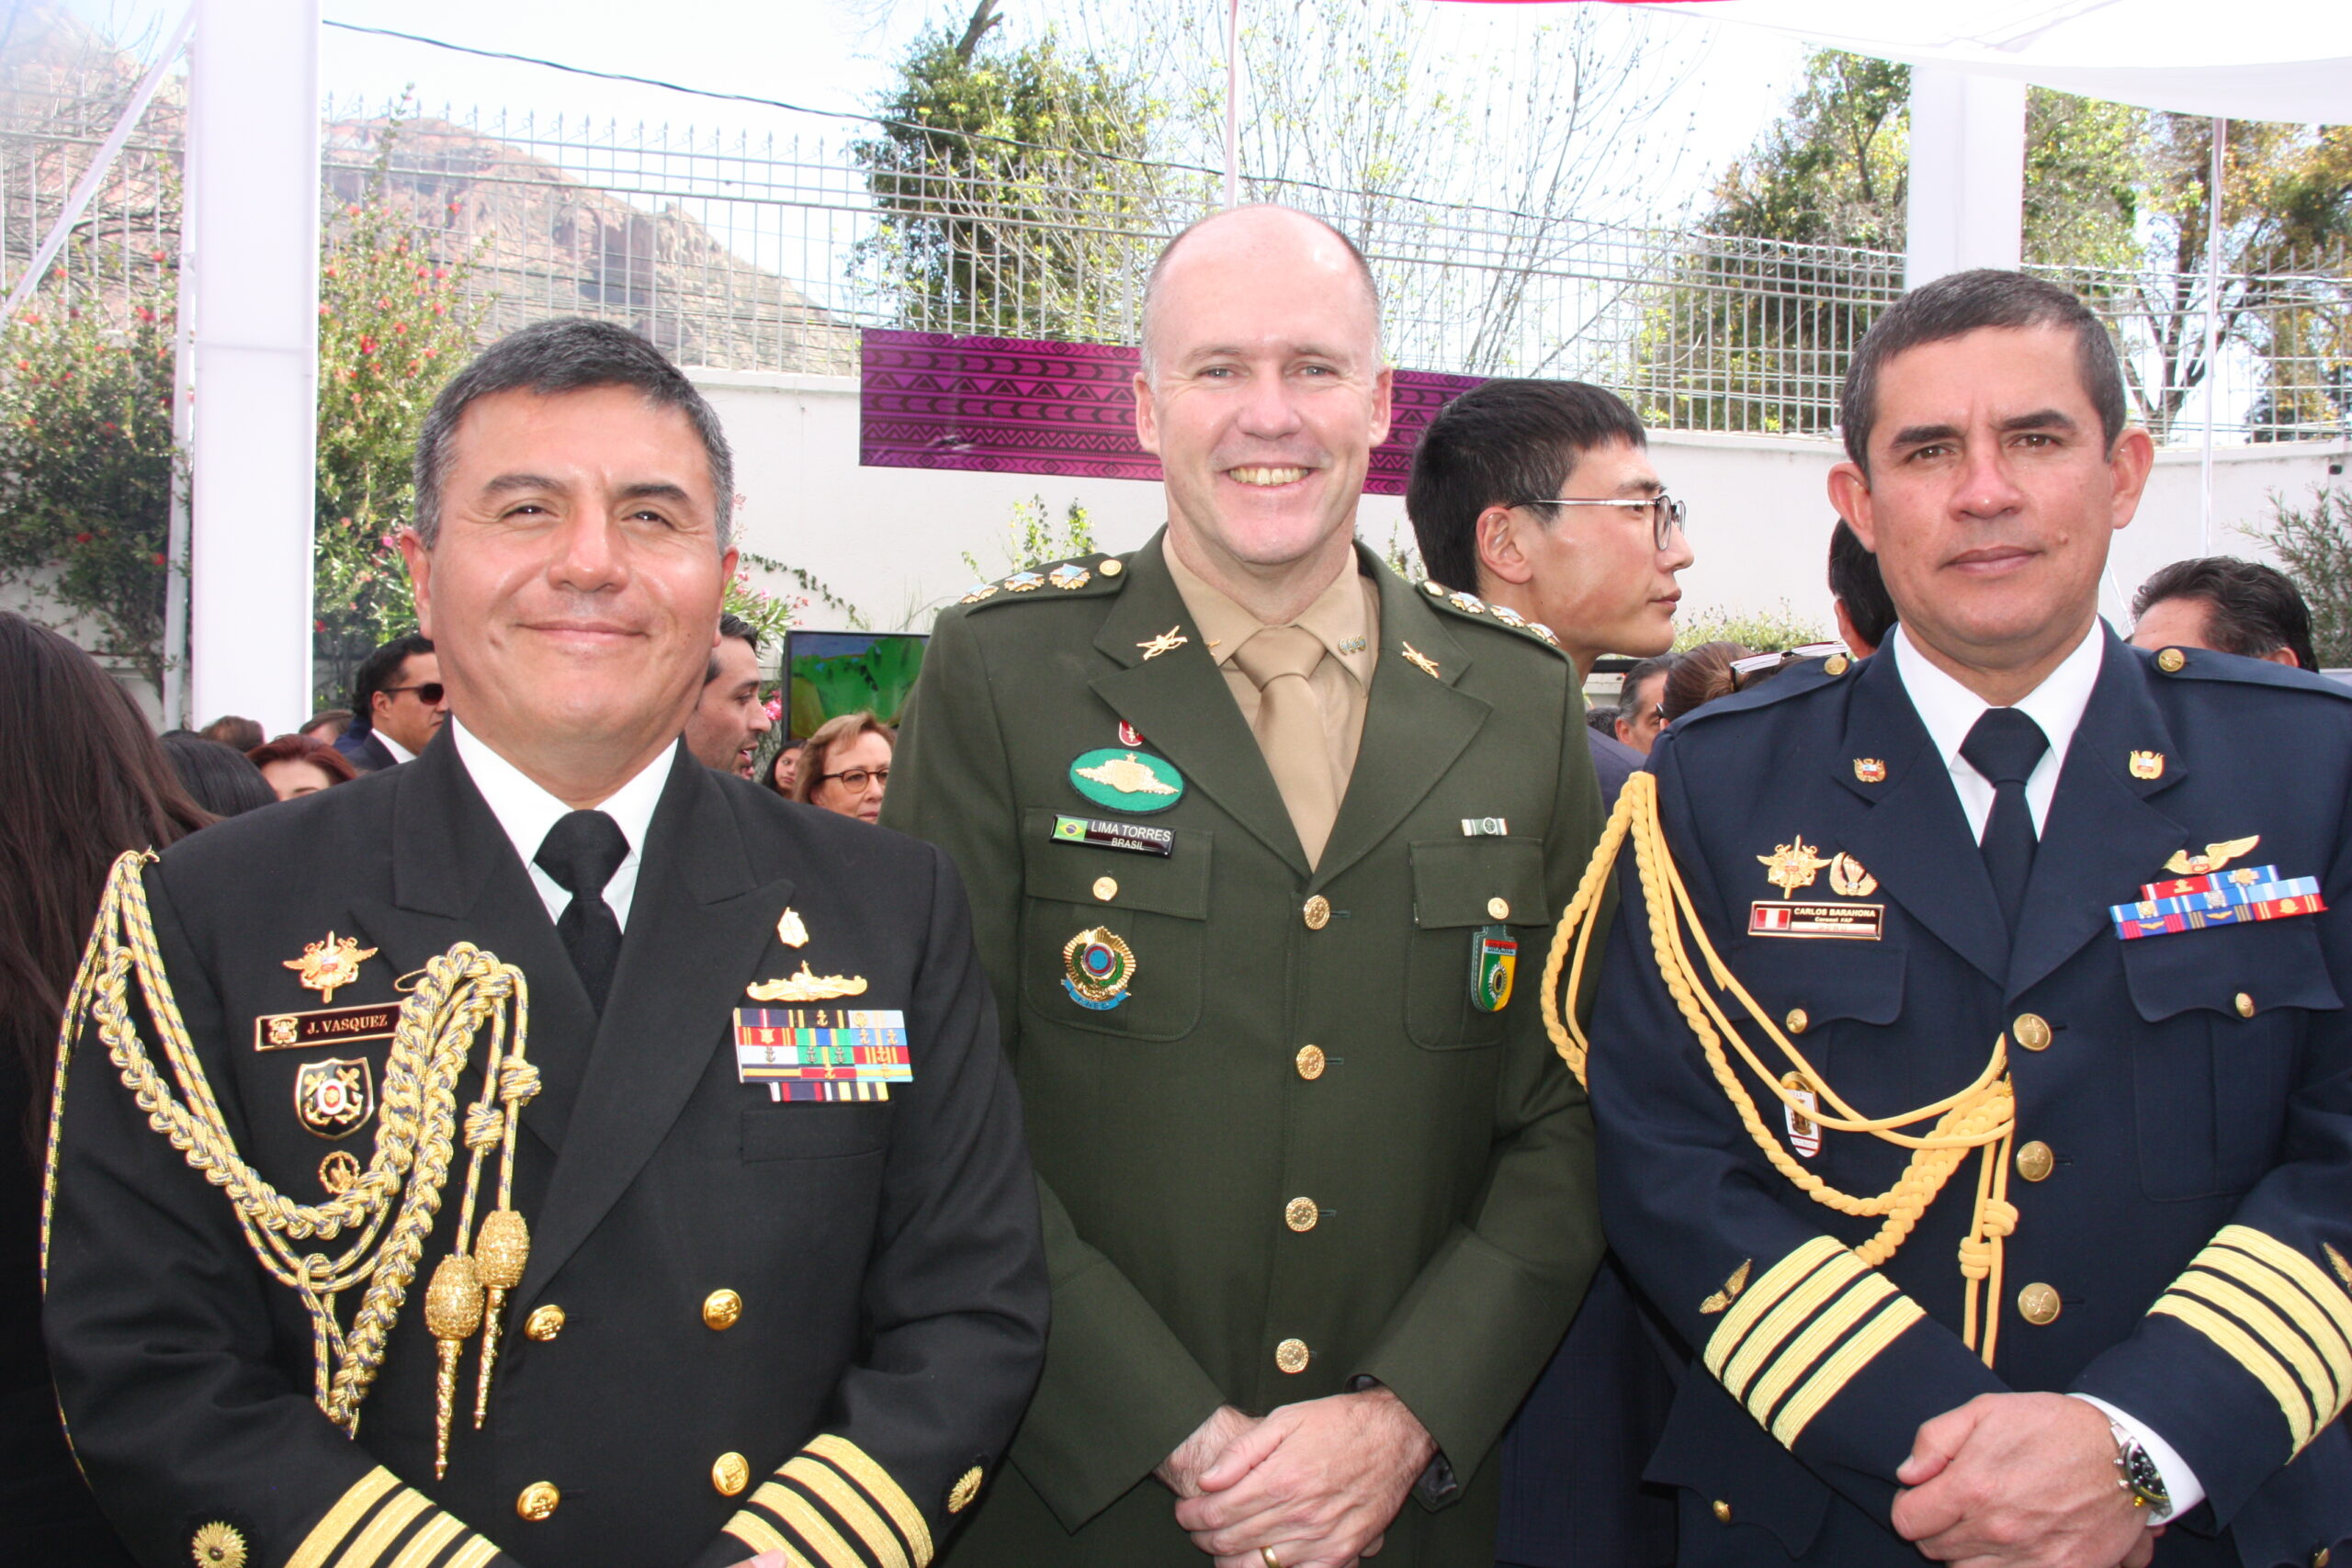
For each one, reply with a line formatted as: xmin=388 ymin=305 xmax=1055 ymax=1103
xmin=1471 ymin=923 xmax=1518 ymax=1011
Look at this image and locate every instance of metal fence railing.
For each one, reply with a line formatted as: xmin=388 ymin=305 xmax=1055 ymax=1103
xmin=3 ymin=85 xmax=2345 ymax=446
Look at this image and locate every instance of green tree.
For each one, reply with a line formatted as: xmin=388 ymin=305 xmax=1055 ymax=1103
xmin=852 ymin=0 xmax=1164 ymax=341
xmin=1642 ymin=51 xmax=2145 ymax=434
xmin=311 ymin=122 xmax=485 ymax=700
xmin=2254 ymin=486 xmax=2352 ymax=666
xmin=0 ymin=291 xmax=180 ymax=688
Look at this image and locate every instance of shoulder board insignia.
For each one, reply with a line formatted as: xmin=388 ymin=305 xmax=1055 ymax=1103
xmin=1449 ymin=591 xmax=1487 ymax=615
xmin=1048 ymin=563 xmax=1091 ymax=590
xmin=958 ymin=582 xmax=1000 ymax=604
xmin=1002 ymin=571 xmax=1046 ymax=592
xmin=963 ymin=558 xmax=1130 ymax=610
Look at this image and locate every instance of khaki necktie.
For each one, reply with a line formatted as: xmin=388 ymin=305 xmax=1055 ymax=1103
xmin=1234 ymin=625 xmax=1342 ymax=867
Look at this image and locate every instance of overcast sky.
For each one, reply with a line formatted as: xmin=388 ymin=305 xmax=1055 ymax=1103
xmin=54 ymin=0 xmax=1807 ymax=220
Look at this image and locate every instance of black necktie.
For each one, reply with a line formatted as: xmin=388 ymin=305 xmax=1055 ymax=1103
xmin=535 ymin=809 xmax=629 ymax=1011
xmin=1959 ymin=708 xmax=2051 ymax=936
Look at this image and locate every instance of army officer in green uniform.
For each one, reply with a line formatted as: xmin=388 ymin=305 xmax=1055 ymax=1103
xmin=885 ymin=205 xmax=1607 ymax=1568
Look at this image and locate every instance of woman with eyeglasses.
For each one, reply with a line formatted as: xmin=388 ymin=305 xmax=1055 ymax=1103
xmin=792 ymin=711 xmax=895 ymax=823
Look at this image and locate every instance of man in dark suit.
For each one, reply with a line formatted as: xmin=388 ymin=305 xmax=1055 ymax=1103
xmin=1577 ymin=270 xmax=2352 ymax=1566
xmin=43 ymin=320 xmax=1047 ymax=1568
xmin=336 ymin=632 xmax=448 ymax=772
xmin=1406 ymin=377 xmax=1688 ymax=1568
xmin=888 ymin=206 xmax=1606 ymax=1568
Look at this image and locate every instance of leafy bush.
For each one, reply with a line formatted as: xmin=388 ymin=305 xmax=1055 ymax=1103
xmin=1673 ymin=602 xmax=1829 ymax=654
xmin=2252 ymin=486 xmax=2352 ymax=667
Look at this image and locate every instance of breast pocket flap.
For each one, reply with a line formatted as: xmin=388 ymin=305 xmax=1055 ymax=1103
xmin=2120 ymin=919 xmax=2343 ymax=1022
xmin=1409 ymin=838 xmax=1549 ymax=930
xmin=1020 ymin=809 xmax=1211 ymax=919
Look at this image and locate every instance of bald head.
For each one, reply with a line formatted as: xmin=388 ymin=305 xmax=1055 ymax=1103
xmin=1140 ymin=205 xmax=1383 ymax=379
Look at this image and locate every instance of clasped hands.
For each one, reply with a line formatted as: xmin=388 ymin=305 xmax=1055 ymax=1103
xmin=1893 ymin=1393 xmax=2161 ymax=1568
xmin=1158 ymin=1387 xmax=1435 ymax=1568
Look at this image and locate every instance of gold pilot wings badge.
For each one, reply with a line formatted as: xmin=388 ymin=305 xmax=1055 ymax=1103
xmin=2164 ymin=836 xmax=2261 ymax=877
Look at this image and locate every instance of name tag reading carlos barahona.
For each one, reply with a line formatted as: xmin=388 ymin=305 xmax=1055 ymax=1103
xmin=1749 ymin=901 xmax=1884 ymax=940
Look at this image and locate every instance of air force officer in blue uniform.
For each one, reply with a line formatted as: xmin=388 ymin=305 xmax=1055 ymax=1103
xmin=1585 ymin=271 xmax=2352 ymax=1568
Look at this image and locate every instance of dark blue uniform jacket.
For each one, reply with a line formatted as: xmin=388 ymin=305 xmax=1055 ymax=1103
xmin=1590 ymin=631 xmax=2352 ymax=1568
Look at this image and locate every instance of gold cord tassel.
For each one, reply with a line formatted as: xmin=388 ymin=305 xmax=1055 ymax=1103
xmin=424 ymin=1254 xmax=484 ymax=1478
xmin=471 ymin=1209 xmax=528 ymax=1427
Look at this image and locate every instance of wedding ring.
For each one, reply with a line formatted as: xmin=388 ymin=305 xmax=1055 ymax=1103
xmin=1260 ymin=1551 xmax=1283 ymax=1568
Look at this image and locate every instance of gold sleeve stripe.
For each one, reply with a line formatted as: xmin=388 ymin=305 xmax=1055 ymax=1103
xmin=723 ymin=1512 xmax=802 ymax=1563
xmin=385 ymin=1514 xmax=465 ymax=1568
xmin=1721 ymin=1251 xmax=1868 ymax=1399
xmin=806 ymin=1434 xmax=934 ymax=1567
xmin=287 ymin=1467 xmax=403 ymax=1568
xmin=1746 ymin=1274 xmax=1899 ymax=1427
xmin=1773 ymin=1295 xmax=1926 ymax=1448
xmin=332 ymin=1488 xmax=434 ymax=1568
xmin=2152 ymin=1295 xmax=2315 ymax=1450
xmin=784 ymin=1456 xmax=913 ymax=1568
xmin=1703 ymin=1236 xmax=1846 ymax=1380
xmin=748 ymin=1481 xmax=867 ymax=1568
xmin=2200 ymin=1246 xmax=2352 ymax=1404
xmin=2215 ymin=1226 xmax=2352 ymax=1356
xmin=441 ymin=1539 xmax=503 ymax=1568
xmin=2171 ymin=1272 xmax=2340 ymax=1427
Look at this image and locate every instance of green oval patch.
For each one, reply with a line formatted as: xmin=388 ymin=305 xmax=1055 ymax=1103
xmin=1068 ymin=748 xmax=1185 ymax=814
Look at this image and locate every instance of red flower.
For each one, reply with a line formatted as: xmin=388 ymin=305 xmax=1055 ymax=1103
xmin=73 ymin=531 xmax=90 ymax=543
xmin=151 ymin=552 xmax=166 ymax=566
xmin=358 ymin=336 xmax=377 ymax=355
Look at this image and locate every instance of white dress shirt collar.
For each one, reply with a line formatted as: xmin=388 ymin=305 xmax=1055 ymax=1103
xmin=447 ymin=718 xmax=675 ymax=929
xmin=374 ymin=728 xmax=417 ymax=765
xmin=1889 ymin=619 xmax=2107 ymax=840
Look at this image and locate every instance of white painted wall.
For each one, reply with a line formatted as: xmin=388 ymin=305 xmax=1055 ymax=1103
xmin=692 ymin=368 xmax=2352 ymax=642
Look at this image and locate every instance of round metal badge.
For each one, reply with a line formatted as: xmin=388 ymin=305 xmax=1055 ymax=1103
xmin=1062 ymin=926 xmax=1136 ymax=1010
xmin=1068 ymin=748 xmax=1184 ymax=814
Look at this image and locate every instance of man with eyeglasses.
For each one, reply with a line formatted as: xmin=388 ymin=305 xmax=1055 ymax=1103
xmin=1406 ymin=378 xmax=1694 ymax=1568
xmin=336 ymin=631 xmax=449 ymax=772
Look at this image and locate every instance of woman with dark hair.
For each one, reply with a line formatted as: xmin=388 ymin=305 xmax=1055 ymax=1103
xmin=1660 ymin=640 xmax=1756 ymax=726
xmin=161 ymin=730 xmax=279 ymax=818
xmin=247 ymin=733 xmax=360 ymax=801
xmin=0 ymin=613 xmax=205 ymax=1563
xmin=766 ymin=737 xmax=805 ymax=798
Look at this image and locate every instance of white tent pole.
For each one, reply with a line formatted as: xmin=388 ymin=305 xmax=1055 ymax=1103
xmin=2 ymin=6 xmax=194 ymax=320
xmin=187 ymin=0 xmax=322 ymax=733
xmin=2199 ymin=115 xmax=2224 ymax=556
xmin=1223 ymin=0 xmax=1240 ymax=208
xmin=161 ymin=32 xmax=199 ymax=729
xmin=1903 ymin=64 xmax=2026 ymax=289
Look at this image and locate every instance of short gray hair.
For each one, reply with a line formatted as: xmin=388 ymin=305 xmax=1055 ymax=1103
xmin=413 ymin=318 xmax=737 ymax=549
xmin=1138 ymin=205 xmax=1383 ymax=380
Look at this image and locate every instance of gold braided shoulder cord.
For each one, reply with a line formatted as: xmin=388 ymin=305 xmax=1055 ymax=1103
xmin=1541 ymin=773 xmax=2022 ymax=1365
xmin=40 ymin=852 xmax=540 ymax=1474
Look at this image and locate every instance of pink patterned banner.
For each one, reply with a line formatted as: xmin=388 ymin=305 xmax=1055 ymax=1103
xmin=859 ymin=328 xmax=1481 ymax=497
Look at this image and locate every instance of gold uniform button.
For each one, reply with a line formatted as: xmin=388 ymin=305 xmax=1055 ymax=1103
xmin=1303 ymin=896 xmax=1332 ymax=931
xmin=1295 ymin=1044 xmax=1327 ymax=1080
xmin=2236 ymin=992 xmax=2256 ymax=1018
xmin=1098 ymin=558 xmax=1123 ymax=577
xmin=2012 ymin=1013 xmax=2052 ymax=1052
xmin=712 ymin=1452 xmax=751 ymax=1496
xmin=1284 ymin=1197 xmax=1319 ymax=1233
xmin=1784 ymin=1009 xmax=1809 ymax=1035
xmin=2018 ymin=1282 xmax=2062 ymax=1325
xmin=1712 ymin=1500 xmax=1734 ymax=1524
xmin=1487 ymin=897 xmax=1510 ymax=921
xmin=524 ymin=1304 xmax=565 ymax=1341
xmin=1275 ymin=1337 xmax=1311 ymax=1374
xmin=516 ymin=1482 xmax=560 ymax=1521
xmin=1092 ymin=875 xmax=1119 ymax=902
xmin=947 ymin=1466 xmax=985 ymax=1514
xmin=702 ymin=1289 xmax=743 ymax=1331
xmin=2312 ymin=1549 xmax=2330 ymax=1568
xmin=192 ymin=1521 xmax=248 ymax=1568
xmin=1824 ymin=655 xmax=1850 ymax=677
xmin=2015 ymin=1141 xmax=2055 ymax=1182
xmin=2156 ymin=647 xmax=2187 ymax=673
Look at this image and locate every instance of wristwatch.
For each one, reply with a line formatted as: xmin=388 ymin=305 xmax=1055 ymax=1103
xmin=2106 ymin=1418 xmax=2173 ymax=1518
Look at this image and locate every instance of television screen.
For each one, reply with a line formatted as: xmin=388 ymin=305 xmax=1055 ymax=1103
xmin=782 ymin=630 xmax=929 ymax=740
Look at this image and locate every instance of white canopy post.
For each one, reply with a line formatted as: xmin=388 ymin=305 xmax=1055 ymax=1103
xmin=1223 ymin=0 xmax=1241 ymax=208
xmin=2199 ymin=116 xmax=2225 ymax=555
xmin=1904 ymin=64 xmax=2027 ymax=289
xmin=187 ymin=0 xmax=322 ymax=732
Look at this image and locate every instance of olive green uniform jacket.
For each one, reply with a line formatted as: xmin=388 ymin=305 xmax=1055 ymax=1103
xmin=883 ymin=533 xmax=1608 ymax=1566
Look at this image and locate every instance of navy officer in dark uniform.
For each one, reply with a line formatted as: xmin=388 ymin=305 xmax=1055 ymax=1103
xmin=42 ymin=320 xmax=1047 ymax=1568
xmin=1563 ymin=270 xmax=2352 ymax=1567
